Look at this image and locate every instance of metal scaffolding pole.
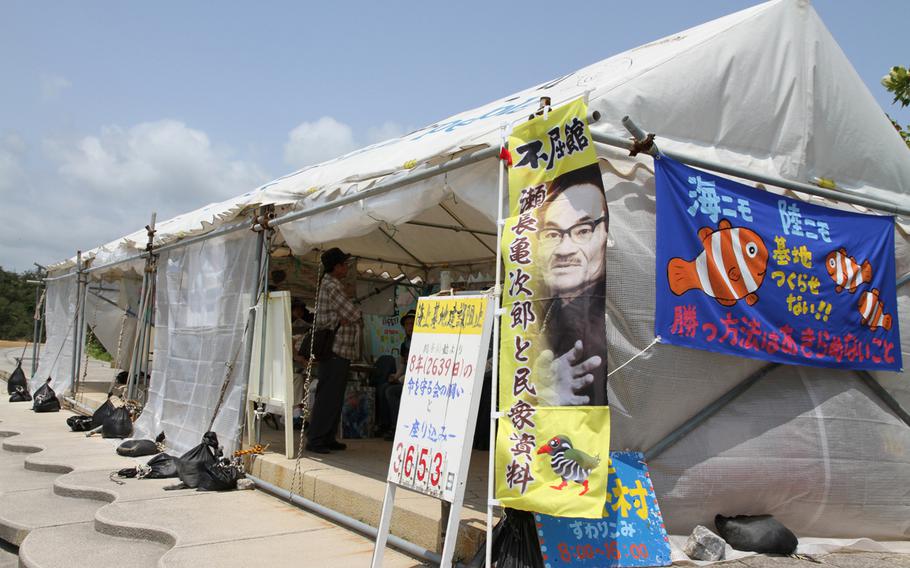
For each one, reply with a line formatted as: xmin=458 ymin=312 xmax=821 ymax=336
xmin=591 ymin=117 xmax=910 ymax=217
xmin=73 ymin=264 xmax=89 ymax=396
xmin=645 ymin=274 xmax=910 ymax=462
xmin=68 ymin=252 xmax=83 ymax=396
xmin=30 ymin=276 xmax=44 ymax=377
xmin=238 ymin=208 xmax=268 ymax=446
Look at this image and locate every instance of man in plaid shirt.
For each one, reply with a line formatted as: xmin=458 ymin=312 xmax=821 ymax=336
xmin=306 ymin=247 xmax=361 ymax=453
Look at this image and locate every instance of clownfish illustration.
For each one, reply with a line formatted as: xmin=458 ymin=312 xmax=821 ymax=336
xmin=668 ymin=219 xmax=769 ymax=307
xmin=857 ymin=289 xmax=892 ymax=331
xmin=825 ymin=248 xmax=872 ymax=293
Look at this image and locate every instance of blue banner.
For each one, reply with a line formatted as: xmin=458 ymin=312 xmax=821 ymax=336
xmin=534 ymin=451 xmax=671 ymax=567
xmin=655 ymin=157 xmax=901 ymax=371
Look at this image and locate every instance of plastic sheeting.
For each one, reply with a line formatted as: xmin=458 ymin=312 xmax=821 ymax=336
xmin=32 ymin=270 xmax=80 ymax=394
xmin=132 ymin=231 xmax=258 ymax=455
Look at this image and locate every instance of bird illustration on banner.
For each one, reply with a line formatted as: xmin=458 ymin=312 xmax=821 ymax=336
xmin=537 ymin=435 xmax=601 ymax=496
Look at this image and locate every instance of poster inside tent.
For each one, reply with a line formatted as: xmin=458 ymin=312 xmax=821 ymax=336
xmin=655 ymin=156 xmax=901 ymax=371
xmin=495 ymin=98 xmax=612 ymax=519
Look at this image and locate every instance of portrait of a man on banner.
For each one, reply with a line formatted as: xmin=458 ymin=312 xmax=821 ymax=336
xmin=534 ymin=163 xmax=609 ymax=407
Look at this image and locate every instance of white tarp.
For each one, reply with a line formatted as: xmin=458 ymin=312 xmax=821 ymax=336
xmin=40 ymin=0 xmax=910 ymax=540
xmin=55 ymin=0 xmax=909 ymax=275
xmin=32 ymin=270 xmax=80 ymax=394
xmin=132 ymin=231 xmax=258 ymax=454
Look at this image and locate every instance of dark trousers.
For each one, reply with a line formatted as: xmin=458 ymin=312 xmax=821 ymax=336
xmin=307 ymin=355 xmax=350 ymax=447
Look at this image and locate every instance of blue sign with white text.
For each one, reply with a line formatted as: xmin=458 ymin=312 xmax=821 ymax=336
xmin=655 ymin=156 xmax=901 ymax=371
xmin=534 ymin=451 xmax=671 ymax=567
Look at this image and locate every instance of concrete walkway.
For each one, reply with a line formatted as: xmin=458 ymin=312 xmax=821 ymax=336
xmin=0 ymin=389 xmax=422 ymax=567
xmin=4 ymin=346 xmax=910 ymax=567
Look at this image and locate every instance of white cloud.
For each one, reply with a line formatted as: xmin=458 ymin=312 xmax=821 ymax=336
xmin=283 ymin=116 xmax=356 ymax=169
xmin=283 ymin=117 xmax=409 ymax=169
xmin=39 ymin=73 xmax=71 ymax=101
xmin=366 ymin=121 xmax=407 ymax=144
xmin=0 ymin=121 xmax=269 ymax=272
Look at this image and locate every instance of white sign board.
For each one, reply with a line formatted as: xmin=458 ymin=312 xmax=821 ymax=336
xmin=373 ymin=293 xmax=494 ymax=567
xmin=246 ymin=291 xmax=295 ymax=458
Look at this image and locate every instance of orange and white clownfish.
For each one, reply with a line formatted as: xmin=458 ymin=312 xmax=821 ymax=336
xmin=668 ymin=219 xmax=769 ymax=307
xmin=857 ymin=289 xmax=892 ymax=331
xmin=825 ymin=248 xmax=872 ymax=294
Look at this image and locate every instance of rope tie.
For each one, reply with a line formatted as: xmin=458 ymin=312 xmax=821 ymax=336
xmin=607 ymin=336 xmax=661 ymax=378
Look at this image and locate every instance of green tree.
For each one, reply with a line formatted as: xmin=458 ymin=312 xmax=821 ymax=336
xmin=882 ymin=65 xmax=910 ymax=148
xmin=0 ymin=267 xmax=41 ymax=340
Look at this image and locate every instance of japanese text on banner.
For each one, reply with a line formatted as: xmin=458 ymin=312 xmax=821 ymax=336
xmin=655 ymin=156 xmax=901 ymax=371
xmin=495 ymin=98 xmax=612 ymax=519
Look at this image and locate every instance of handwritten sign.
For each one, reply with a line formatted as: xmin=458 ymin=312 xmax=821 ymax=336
xmin=534 ymin=451 xmax=671 ymax=567
xmin=387 ymin=295 xmax=494 ymax=502
xmin=655 ymin=156 xmax=901 ymax=371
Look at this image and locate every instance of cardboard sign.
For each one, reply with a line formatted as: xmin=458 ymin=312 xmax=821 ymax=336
xmin=534 ymin=451 xmax=671 ymax=567
xmin=386 ymin=294 xmax=494 ymax=502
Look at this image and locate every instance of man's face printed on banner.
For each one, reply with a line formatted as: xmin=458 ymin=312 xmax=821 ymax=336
xmin=536 ymin=178 xmax=608 ymax=300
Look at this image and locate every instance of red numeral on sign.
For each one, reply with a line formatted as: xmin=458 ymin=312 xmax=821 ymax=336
xmin=403 ymin=445 xmax=416 ymax=480
xmin=416 ymin=447 xmax=430 ymax=482
xmin=429 ymin=452 xmax=443 ymax=487
xmin=629 ymin=543 xmax=648 ymax=559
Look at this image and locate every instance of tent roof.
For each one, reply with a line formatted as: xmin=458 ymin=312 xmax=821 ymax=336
xmin=55 ymin=0 xmax=910 ymax=274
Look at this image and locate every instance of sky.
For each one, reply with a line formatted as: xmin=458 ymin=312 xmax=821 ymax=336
xmin=1 ymin=0 xmax=907 ymax=272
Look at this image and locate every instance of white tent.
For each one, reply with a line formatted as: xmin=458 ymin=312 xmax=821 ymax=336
xmin=46 ymin=0 xmax=909 ymax=540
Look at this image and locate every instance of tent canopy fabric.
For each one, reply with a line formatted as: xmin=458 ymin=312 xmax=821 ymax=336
xmin=51 ymin=0 xmax=909 ymax=276
xmin=38 ymin=0 xmax=910 ymax=540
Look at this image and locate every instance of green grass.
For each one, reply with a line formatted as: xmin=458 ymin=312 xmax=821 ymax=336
xmin=85 ymin=330 xmax=113 ymax=363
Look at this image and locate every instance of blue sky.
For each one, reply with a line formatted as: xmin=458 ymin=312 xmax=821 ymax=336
xmin=1 ymin=0 xmax=907 ymax=271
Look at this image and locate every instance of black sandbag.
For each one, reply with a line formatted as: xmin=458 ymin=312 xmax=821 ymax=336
xmin=102 ymin=406 xmax=133 ymax=438
xmin=67 ymin=415 xmax=94 ymax=432
xmin=32 ymin=379 xmax=61 ymax=413
xmin=117 ymin=439 xmax=157 ymax=457
xmin=715 ymin=514 xmax=798 ymax=555
xmin=175 ymin=431 xmax=221 ymax=489
xmin=117 ymin=431 xmax=165 ymax=457
xmin=197 ymin=458 xmax=243 ymax=491
xmin=9 ymin=385 xmax=31 ymax=403
xmin=145 ymin=453 xmax=178 ymax=479
xmin=491 ymin=508 xmax=545 ymax=568
xmin=7 ymin=359 xmax=27 ymax=394
xmin=92 ymin=396 xmax=116 ymax=428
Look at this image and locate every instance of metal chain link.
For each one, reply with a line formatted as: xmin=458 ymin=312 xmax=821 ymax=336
xmin=290 ymin=259 xmax=324 ymax=497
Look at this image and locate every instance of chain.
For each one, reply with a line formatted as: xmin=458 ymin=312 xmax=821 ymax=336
xmin=289 ymin=260 xmax=324 ymax=498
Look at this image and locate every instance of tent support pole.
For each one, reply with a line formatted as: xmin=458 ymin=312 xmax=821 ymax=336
xmin=238 ymin=208 xmax=267 ymax=446
xmin=255 ymin=222 xmax=274 ymax=445
xmin=126 ymin=213 xmax=156 ymax=402
xmin=74 ymin=261 xmax=89 ymax=397
xmin=856 ymin=371 xmax=910 ymax=428
xmin=31 ymin=277 xmax=44 ymax=377
xmin=486 ymin=137 xmax=507 ymax=568
xmin=377 ymin=226 xmax=428 ymax=269
xmin=591 ymin=117 xmax=910 ymax=217
xmin=644 ymin=363 xmax=782 ymax=462
xmin=68 ymin=251 xmax=83 ymax=395
xmin=851 ymin=276 xmax=910 ymax=428
xmin=124 ymin=267 xmax=149 ymax=401
xmin=438 ymin=202 xmax=497 ymax=256
xmin=405 ymin=219 xmax=497 ymax=237
xmin=645 ymin=272 xmax=910 ymax=462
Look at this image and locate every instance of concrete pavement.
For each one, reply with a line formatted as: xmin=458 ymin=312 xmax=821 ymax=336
xmin=0 ymin=383 xmax=423 ymax=567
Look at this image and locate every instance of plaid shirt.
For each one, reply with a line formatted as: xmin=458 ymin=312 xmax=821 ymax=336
xmin=315 ymin=273 xmax=361 ymax=360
